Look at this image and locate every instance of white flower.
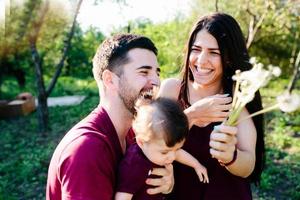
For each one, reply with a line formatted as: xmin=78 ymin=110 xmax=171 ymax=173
xmin=268 ymin=65 xmax=281 ymax=77
xmin=249 ymin=57 xmax=257 ymax=65
xmin=227 ymin=58 xmax=285 ymax=126
xmin=277 ymin=92 xmax=300 ymax=112
xmin=236 ymin=63 xmax=273 ymax=92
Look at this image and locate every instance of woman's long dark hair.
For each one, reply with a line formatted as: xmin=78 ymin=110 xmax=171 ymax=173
xmin=178 ymin=12 xmax=265 ymax=184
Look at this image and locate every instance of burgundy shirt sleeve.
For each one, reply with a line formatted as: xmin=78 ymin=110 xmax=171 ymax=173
xmin=58 ymin=134 xmax=115 ymax=200
xmin=117 ymin=145 xmax=150 ymax=194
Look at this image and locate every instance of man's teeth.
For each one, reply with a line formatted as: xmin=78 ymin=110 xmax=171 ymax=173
xmin=141 ymin=91 xmax=153 ymax=99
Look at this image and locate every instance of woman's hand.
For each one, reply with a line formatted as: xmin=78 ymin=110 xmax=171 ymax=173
xmin=145 ymin=164 xmax=174 ymax=194
xmin=209 ymin=124 xmax=237 ymax=164
xmin=185 ymin=94 xmax=232 ymax=127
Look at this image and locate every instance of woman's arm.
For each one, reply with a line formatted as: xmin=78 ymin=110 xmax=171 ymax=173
xmin=157 ymin=78 xmax=232 ymax=128
xmin=209 ymin=108 xmax=256 ymax=177
xmin=175 ymin=149 xmax=209 ymax=183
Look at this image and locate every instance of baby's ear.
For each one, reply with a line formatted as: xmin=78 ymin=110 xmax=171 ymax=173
xmin=136 ymin=137 xmax=144 ymax=147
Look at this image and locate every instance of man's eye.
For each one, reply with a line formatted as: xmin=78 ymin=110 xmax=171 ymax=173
xmin=140 ymin=71 xmax=148 ymax=75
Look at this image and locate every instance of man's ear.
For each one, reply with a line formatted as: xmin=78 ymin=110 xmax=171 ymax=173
xmin=102 ymin=69 xmax=118 ymax=90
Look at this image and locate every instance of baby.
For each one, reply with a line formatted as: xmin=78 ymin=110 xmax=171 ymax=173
xmin=115 ymin=97 xmax=208 ymax=200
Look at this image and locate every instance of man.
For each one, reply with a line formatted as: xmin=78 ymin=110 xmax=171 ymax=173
xmin=46 ymin=34 xmax=174 ymax=200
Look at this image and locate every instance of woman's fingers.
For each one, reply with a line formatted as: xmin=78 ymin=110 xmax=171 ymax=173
xmin=218 ymin=125 xmax=238 ymax=136
xmin=209 ymin=125 xmax=238 ymax=162
xmin=210 ymin=146 xmax=235 ymax=163
xmin=210 ymin=132 xmax=232 ymax=142
xmin=214 ymin=96 xmax=232 ymax=105
xmin=217 ymin=103 xmax=232 ymax=111
xmin=209 ymin=140 xmax=229 ymax=151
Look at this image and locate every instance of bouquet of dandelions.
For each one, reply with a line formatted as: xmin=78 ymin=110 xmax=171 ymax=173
xmin=225 ymin=57 xmax=300 ymax=126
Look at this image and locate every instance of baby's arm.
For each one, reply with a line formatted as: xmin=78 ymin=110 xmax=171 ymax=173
xmin=115 ymin=192 xmax=133 ymax=200
xmin=175 ymin=149 xmax=209 ymax=183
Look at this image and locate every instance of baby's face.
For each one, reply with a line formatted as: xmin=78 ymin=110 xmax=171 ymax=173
xmin=140 ymin=138 xmax=184 ymax=166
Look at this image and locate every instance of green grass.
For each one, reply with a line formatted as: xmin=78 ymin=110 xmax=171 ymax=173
xmin=252 ymin=110 xmax=300 ymax=200
xmin=0 ymin=95 xmax=99 ymax=200
xmin=252 ymin=80 xmax=300 ymax=200
xmin=0 ymin=77 xmax=299 ymax=199
xmin=0 ymin=75 xmax=97 ymax=99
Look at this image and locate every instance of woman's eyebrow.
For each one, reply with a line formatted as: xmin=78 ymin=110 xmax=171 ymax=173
xmin=192 ymin=44 xmax=219 ymax=51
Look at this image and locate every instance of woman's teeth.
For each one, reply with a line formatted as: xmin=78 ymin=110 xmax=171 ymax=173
xmin=196 ymin=66 xmax=212 ymax=74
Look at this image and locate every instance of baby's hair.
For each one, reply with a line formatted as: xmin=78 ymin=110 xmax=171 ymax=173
xmin=133 ymin=97 xmax=189 ymax=147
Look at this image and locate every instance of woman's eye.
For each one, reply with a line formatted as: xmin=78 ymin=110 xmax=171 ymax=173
xmin=211 ymin=51 xmax=220 ymax=55
xmin=191 ymin=48 xmax=201 ymax=53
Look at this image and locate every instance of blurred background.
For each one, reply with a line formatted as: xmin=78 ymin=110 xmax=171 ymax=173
xmin=0 ymin=0 xmax=299 ymax=199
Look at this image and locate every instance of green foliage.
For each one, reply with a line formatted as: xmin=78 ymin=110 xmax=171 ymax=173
xmin=252 ymin=108 xmax=300 ymax=199
xmin=1 ymin=0 xmax=300 ymax=198
xmin=188 ymin=0 xmax=300 ymax=76
xmin=0 ymin=0 xmax=105 ymax=99
xmin=65 ymin=26 xmax=105 ymax=78
xmin=0 ymin=94 xmax=99 ymax=199
xmin=131 ymin=19 xmax=192 ymax=79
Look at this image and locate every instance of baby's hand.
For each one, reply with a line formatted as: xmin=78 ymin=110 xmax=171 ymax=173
xmin=195 ymin=165 xmax=209 ymax=183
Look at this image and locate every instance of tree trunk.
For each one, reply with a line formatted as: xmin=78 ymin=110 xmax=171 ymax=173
xmin=30 ymin=43 xmax=48 ymax=133
xmin=215 ymin=0 xmax=219 ymax=12
xmin=46 ymin=0 xmax=83 ymax=96
xmin=28 ymin=0 xmax=49 ymax=133
xmin=288 ymin=50 xmax=300 ymax=93
xmin=28 ymin=0 xmax=83 ymax=133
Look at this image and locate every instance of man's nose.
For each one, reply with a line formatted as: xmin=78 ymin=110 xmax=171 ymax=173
xmin=149 ymin=72 xmax=160 ymax=87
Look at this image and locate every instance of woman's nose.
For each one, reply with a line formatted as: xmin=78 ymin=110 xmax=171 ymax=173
xmin=196 ymin=51 xmax=208 ymax=65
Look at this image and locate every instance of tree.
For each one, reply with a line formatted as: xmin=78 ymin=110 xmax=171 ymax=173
xmin=188 ymin=0 xmax=300 ymax=74
xmin=28 ymin=0 xmax=83 ymax=133
xmin=65 ymin=26 xmax=105 ymax=78
xmin=0 ymin=0 xmax=37 ymax=94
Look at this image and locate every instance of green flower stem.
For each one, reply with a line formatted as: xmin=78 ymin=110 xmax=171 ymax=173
xmin=232 ymin=81 xmax=240 ymax=109
xmin=234 ymin=104 xmax=279 ymax=125
xmin=226 ymin=105 xmax=244 ymax=126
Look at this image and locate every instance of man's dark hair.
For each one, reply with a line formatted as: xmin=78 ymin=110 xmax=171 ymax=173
xmin=152 ymin=97 xmax=189 ymax=147
xmin=92 ymin=33 xmax=157 ymax=82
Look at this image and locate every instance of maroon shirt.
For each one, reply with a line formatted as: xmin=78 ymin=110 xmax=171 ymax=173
xmin=117 ymin=143 xmax=165 ymax=200
xmin=46 ymin=106 xmax=124 ymax=200
xmin=168 ymin=124 xmax=252 ymax=200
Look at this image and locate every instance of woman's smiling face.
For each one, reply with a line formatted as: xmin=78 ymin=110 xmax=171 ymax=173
xmin=189 ymin=29 xmax=223 ymax=87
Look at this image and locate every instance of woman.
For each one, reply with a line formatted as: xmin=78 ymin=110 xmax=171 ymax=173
xmin=158 ymin=12 xmax=264 ymax=199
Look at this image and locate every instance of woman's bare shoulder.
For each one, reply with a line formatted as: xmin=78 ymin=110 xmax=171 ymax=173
xmin=157 ymin=78 xmax=182 ymax=100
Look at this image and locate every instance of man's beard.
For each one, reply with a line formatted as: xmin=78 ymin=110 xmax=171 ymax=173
xmin=118 ymin=75 xmax=154 ymax=115
xmin=118 ymin=75 xmax=141 ymax=115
